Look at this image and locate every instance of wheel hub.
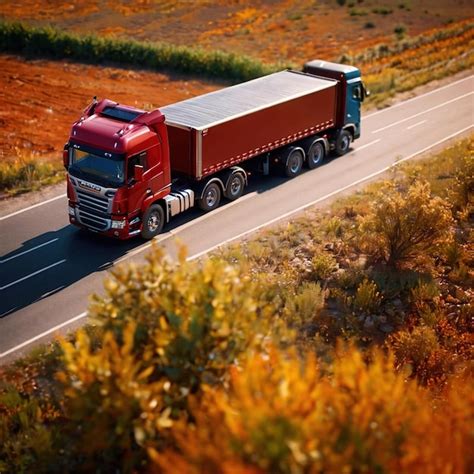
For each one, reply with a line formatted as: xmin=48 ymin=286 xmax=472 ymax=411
xmin=148 ymin=213 xmax=160 ymax=232
xmin=206 ymin=188 xmax=218 ymax=206
xmin=230 ymin=177 xmax=241 ymax=195
xmin=290 ymin=155 xmax=301 ymax=173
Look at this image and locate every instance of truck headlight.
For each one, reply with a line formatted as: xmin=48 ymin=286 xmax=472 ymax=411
xmin=68 ymin=206 xmax=75 ymax=216
xmin=111 ymin=219 xmax=126 ymax=229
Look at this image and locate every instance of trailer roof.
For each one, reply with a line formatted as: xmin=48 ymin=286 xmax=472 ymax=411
xmin=161 ymin=70 xmax=336 ymax=130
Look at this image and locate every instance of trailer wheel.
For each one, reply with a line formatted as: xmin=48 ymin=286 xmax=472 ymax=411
xmin=306 ymin=141 xmax=325 ymax=169
xmin=198 ymin=182 xmax=221 ymax=212
xmin=141 ymin=204 xmax=164 ymax=240
xmin=284 ymin=148 xmax=304 ymax=178
xmin=224 ymin=173 xmax=245 ymax=201
xmin=335 ymin=130 xmax=351 ymax=156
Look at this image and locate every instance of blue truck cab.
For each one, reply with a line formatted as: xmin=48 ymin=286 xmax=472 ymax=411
xmin=303 ymin=59 xmax=367 ymax=146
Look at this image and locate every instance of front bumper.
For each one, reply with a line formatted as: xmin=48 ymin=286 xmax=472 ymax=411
xmin=69 ymin=206 xmax=140 ymax=240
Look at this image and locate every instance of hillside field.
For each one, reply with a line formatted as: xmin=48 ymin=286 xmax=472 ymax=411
xmin=1 ymin=0 xmax=473 ymax=63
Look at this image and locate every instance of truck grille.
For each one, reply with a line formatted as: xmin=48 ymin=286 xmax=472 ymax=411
xmin=76 ymin=190 xmax=111 ymax=231
xmin=76 ymin=190 xmax=109 ymax=213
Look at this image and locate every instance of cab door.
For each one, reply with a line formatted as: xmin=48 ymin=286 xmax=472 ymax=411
xmin=345 ymin=80 xmax=364 ymax=138
xmin=126 ymin=151 xmax=149 ymax=216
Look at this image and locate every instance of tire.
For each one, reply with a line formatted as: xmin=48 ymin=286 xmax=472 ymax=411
xmin=284 ymin=148 xmax=304 ymax=178
xmin=335 ymin=130 xmax=352 ymax=156
xmin=224 ymin=173 xmax=245 ymax=201
xmin=141 ymin=204 xmax=164 ymax=240
xmin=306 ymin=140 xmax=325 ymax=169
xmin=198 ymin=182 xmax=222 ymax=212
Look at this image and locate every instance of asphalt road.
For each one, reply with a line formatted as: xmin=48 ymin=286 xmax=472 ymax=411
xmin=1 ymin=74 xmax=473 ymax=363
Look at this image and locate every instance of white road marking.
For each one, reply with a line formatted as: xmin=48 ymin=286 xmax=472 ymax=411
xmin=113 ymin=191 xmax=259 ymax=265
xmin=0 ymin=193 xmax=67 ymax=221
xmin=113 ymin=233 xmax=170 ymax=265
xmin=406 ymin=120 xmax=427 ymax=130
xmin=169 ymin=191 xmax=258 ymax=233
xmin=0 ymin=307 xmax=18 ymax=318
xmin=189 ymin=125 xmax=473 ymax=260
xmin=1 ymin=76 xmax=472 ymax=223
xmin=0 ymin=311 xmax=87 ymax=359
xmin=0 ymin=238 xmax=59 ymax=263
xmin=364 ymin=74 xmax=473 ymax=119
xmin=352 ymin=139 xmax=381 ymax=152
xmin=372 ymin=92 xmax=473 ymax=133
xmin=0 ymin=259 xmax=66 ymax=290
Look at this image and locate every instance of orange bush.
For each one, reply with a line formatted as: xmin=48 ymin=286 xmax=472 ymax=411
xmin=151 ymin=346 xmax=474 ymax=473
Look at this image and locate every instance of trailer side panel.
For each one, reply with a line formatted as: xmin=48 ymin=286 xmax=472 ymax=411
xmin=200 ymin=85 xmax=336 ymax=178
xmin=163 ymin=71 xmax=338 ymax=180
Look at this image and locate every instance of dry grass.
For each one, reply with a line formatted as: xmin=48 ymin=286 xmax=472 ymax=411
xmin=0 ymin=148 xmax=63 ymax=196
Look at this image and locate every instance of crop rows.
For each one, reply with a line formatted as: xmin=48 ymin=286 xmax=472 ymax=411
xmin=346 ymin=19 xmax=474 ymax=106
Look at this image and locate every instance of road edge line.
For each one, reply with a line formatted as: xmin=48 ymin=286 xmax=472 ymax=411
xmin=0 ymin=193 xmax=67 ymax=221
xmin=0 ymin=311 xmax=87 ymax=359
xmin=364 ymin=74 xmax=473 ymax=119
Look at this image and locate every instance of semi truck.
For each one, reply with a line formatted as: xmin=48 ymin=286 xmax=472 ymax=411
xmin=63 ymin=60 xmax=367 ymax=240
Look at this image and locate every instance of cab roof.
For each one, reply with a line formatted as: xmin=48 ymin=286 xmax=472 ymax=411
xmin=304 ymin=60 xmax=360 ymax=80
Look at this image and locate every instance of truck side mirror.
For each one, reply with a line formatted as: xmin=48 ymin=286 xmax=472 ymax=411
xmin=363 ymin=83 xmax=370 ymax=99
xmin=63 ymin=144 xmax=70 ymax=170
xmin=134 ymin=164 xmax=144 ymax=182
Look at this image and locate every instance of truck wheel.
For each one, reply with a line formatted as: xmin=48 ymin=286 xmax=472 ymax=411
xmin=141 ymin=204 xmax=164 ymax=240
xmin=198 ymin=182 xmax=221 ymax=212
xmin=335 ymin=130 xmax=351 ymax=156
xmin=306 ymin=141 xmax=325 ymax=169
xmin=224 ymin=173 xmax=245 ymax=201
xmin=284 ymin=148 xmax=304 ymax=178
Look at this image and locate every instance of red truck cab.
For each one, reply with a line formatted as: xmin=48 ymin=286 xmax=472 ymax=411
xmin=65 ymin=99 xmax=172 ymax=239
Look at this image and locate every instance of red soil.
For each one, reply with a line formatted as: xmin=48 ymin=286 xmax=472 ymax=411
xmin=0 ymin=55 xmax=221 ymax=161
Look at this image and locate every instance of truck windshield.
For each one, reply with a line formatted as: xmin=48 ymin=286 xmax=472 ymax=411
xmin=70 ymin=148 xmax=125 ymax=186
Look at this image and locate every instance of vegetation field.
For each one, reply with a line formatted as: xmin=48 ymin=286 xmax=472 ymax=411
xmin=0 ymin=0 xmax=472 ymax=64
xmin=1 ymin=137 xmax=472 ymax=473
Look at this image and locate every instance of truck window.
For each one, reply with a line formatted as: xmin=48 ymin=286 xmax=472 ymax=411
xmin=127 ymin=151 xmax=148 ymax=181
xmin=352 ymin=84 xmax=362 ymax=101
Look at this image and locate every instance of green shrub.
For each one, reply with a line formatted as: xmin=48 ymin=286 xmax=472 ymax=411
xmin=284 ymin=282 xmax=326 ymax=325
xmin=0 ymin=21 xmax=282 ymax=82
xmin=349 ymin=8 xmax=368 ymax=16
xmin=372 ymin=7 xmax=393 ymax=15
xmin=394 ymin=24 xmax=407 ymax=39
xmin=409 ymin=280 xmax=439 ymax=306
xmin=311 ymin=253 xmax=337 ymax=281
xmin=353 ymin=278 xmax=382 ymax=313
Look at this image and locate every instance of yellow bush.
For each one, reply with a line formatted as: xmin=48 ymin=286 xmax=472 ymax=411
xmin=151 ymin=346 xmax=474 ymax=473
xmin=57 ymin=245 xmax=284 ymax=470
xmin=358 ymin=181 xmax=453 ymax=268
